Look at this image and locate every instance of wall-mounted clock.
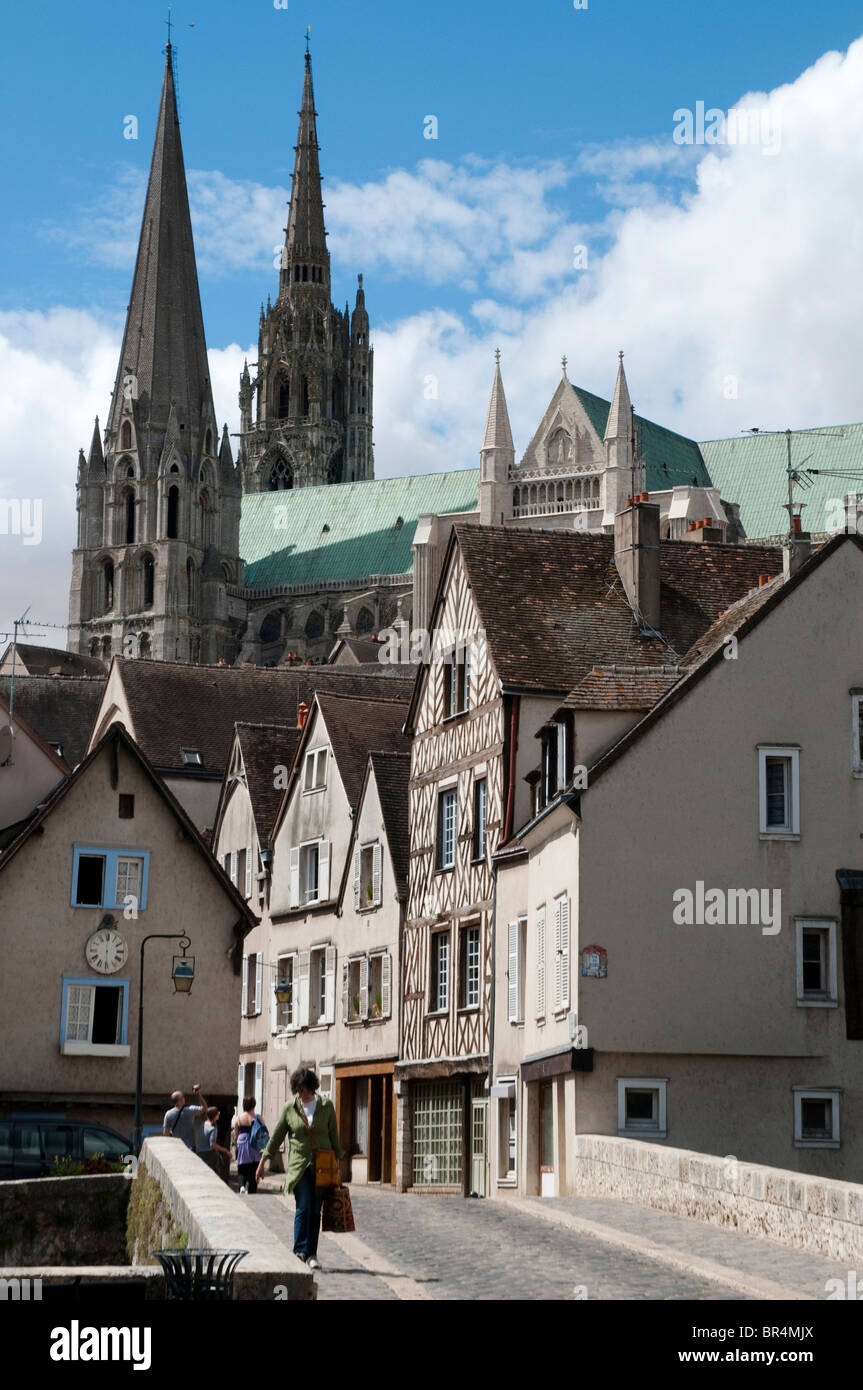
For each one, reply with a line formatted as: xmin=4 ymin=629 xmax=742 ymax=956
xmin=85 ymin=926 xmax=128 ymax=975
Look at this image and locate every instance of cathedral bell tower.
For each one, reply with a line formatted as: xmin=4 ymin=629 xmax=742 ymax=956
xmin=239 ymin=50 xmax=373 ymax=493
xmin=68 ymin=44 xmax=242 ymax=666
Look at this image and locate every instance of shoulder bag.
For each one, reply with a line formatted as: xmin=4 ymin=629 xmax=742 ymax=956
xmin=298 ymin=1100 xmax=339 ymax=1188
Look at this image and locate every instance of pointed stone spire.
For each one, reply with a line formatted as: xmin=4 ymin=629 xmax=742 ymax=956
xmin=482 ymin=348 xmax=515 ymax=453
xmin=604 ymin=351 xmax=632 ymax=443
xmin=106 ymin=44 xmax=216 ymax=469
xmin=219 ymin=422 xmax=233 ymax=469
xmin=279 ymin=50 xmax=329 ymax=298
xmin=87 ymin=416 xmax=104 ymax=474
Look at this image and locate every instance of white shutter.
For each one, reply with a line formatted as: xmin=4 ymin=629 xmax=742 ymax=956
xmin=236 ymin=1062 xmax=244 ymax=1122
xmin=507 ymin=921 xmax=519 ymax=1022
xmin=230 ymin=850 xmax=238 ymax=886
xmin=271 ymin=962 xmax=279 ymax=1033
xmin=556 ymin=722 xmax=567 ymax=790
xmin=342 ymin=961 xmax=349 ymax=1022
xmin=324 ymin=945 xmax=336 ymax=1024
xmin=254 ymin=1060 xmax=263 ymax=1109
xmin=353 ymin=844 xmax=361 ymax=910
xmin=536 ymin=906 xmax=546 ymax=1019
xmin=255 ymin=954 xmax=263 ymax=1015
xmin=289 ymin=846 xmax=300 ymax=909
xmin=241 ymin=955 xmax=249 ymax=1017
xmin=318 ymin=840 xmax=330 ymax=901
xmin=559 ymin=896 xmax=570 ymax=1010
xmin=372 ymin=842 xmax=382 ymax=905
xmin=359 ymin=954 xmax=370 ymax=1020
xmin=381 ymin=952 xmax=392 ymax=1018
xmin=298 ymin=949 xmax=310 ymax=1027
xmin=245 ymin=846 xmax=253 ymax=899
xmin=553 ymin=899 xmax=562 ymax=1009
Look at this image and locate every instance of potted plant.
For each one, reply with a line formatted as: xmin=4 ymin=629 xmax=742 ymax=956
xmin=365 ymin=880 xmax=374 ymax=903
xmin=371 ymin=992 xmax=382 ymax=1018
xmin=352 ymin=994 xmax=360 ymax=1019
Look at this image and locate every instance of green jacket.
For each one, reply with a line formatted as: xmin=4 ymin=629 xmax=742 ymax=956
xmin=263 ymin=1094 xmax=345 ymax=1194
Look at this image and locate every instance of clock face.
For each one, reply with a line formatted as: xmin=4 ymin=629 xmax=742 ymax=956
xmin=85 ymin=928 xmax=128 ymax=975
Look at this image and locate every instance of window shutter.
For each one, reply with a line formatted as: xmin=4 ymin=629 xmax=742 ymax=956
xmin=318 ymin=840 xmax=330 ymax=901
xmin=372 ymin=843 xmax=382 ymax=905
xmin=507 ymin=921 xmax=519 ymax=1022
xmin=241 ymin=955 xmax=249 ymax=1017
xmin=359 ymin=954 xmax=370 ymax=1020
xmin=230 ymin=850 xmax=238 ymax=886
xmin=553 ymin=899 xmax=561 ymax=1009
xmin=271 ymin=962 xmax=279 ymax=1033
xmin=559 ymin=897 xmax=570 ymax=1010
xmin=342 ymin=961 xmax=349 ymax=1022
xmin=463 ymin=643 xmax=471 ymax=710
xmin=254 ymin=1060 xmax=263 ymax=1108
xmin=536 ymin=906 xmax=546 ymax=1019
xmin=297 ymin=949 xmax=310 ymax=1027
xmin=245 ymin=846 xmax=253 ymax=899
xmin=237 ymin=1063 xmax=244 ymax=1121
xmin=353 ymin=844 xmax=361 ymax=910
xmin=289 ymin=846 xmax=300 ymax=909
xmin=324 ymin=945 xmax=336 ymax=1023
xmin=556 ymin=721 xmax=567 ymax=791
xmin=255 ymin=954 xmax=263 ymax=1015
xmin=381 ymin=952 xmax=392 ymax=1018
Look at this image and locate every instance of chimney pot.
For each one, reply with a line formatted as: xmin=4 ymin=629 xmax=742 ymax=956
xmin=297 ymin=700 xmax=309 ymax=729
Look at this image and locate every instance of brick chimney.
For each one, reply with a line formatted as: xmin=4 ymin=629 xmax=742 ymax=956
xmin=614 ymin=498 xmax=661 ymax=630
xmin=685 ymin=518 xmax=724 ymax=544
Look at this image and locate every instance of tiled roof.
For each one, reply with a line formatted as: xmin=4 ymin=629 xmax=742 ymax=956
xmin=564 ymin=665 xmax=684 ymax=711
xmin=0 ymin=675 xmax=105 ymax=768
xmin=111 ymin=658 xmax=415 ymax=774
xmin=700 ymin=425 xmax=860 ymax=539
xmin=453 ymin=524 xmax=783 ymax=694
xmin=234 ymin=723 xmax=303 ymax=847
xmin=315 ymin=694 xmax=411 ymax=810
xmin=571 ymin=385 xmax=712 ymax=491
xmin=1 ymin=644 xmax=106 ymax=678
xmin=239 ymin=469 xmax=479 ymax=588
xmin=369 ymin=751 xmax=411 ymax=888
xmin=681 ymin=573 xmax=785 ymax=670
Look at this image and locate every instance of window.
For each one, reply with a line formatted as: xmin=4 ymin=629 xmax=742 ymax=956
xmin=354 ymin=842 xmax=382 ymax=909
xmin=412 ymin=1081 xmax=463 ymax=1186
xmin=83 ymin=1127 xmax=130 ymax=1161
xmin=142 ymin=553 xmax=154 ymax=608
xmin=436 ymin=788 xmax=457 ymax=870
xmin=538 ymin=713 xmax=575 ymax=812
xmin=757 ymin=746 xmax=800 ymax=836
xmin=552 ymin=894 xmax=570 ymax=1012
xmin=796 ymin=920 xmax=838 ymax=1005
xmin=273 ymin=954 xmax=296 ymax=1031
xmin=71 ymin=848 xmax=149 ymax=911
xmin=303 ymin=747 xmax=328 ymax=792
xmin=237 ymin=848 xmax=247 ymax=898
xmin=309 ymin=946 xmax=335 ymax=1026
xmin=618 ymin=1078 xmax=668 ymax=1138
xmin=430 ymin=931 xmax=450 ymax=1013
xmin=118 ymin=795 xmax=134 ymax=819
xmin=124 ymin=489 xmax=135 ymax=544
xmin=472 ymin=778 xmax=487 ymax=860
xmin=459 ymin=924 xmax=481 ymax=1010
xmin=60 ymin=979 xmax=130 ymax=1056
xmin=794 ymin=1088 xmax=840 ymax=1148
xmin=343 ymin=952 xmax=391 ymax=1022
xmin=368 ymin=951 xmax=390 ymax=1019
xmin=167 ymin=485 xmax=179 ymax=539
xmin=852 ymin=693 xmax=863 ymax=774
xmin=507 ymin=918 xmax=526 ymax=1023
xmin=103 ymin=560 xmax=114 ymax=612
xmin=181 ymin=747 xmax=203 ymax=766
xmin=289 ymin=841 xmax=330 ymax=908
xmin=241 ymin=953 xmax=263 ymax=1017
xmin=495 ymin=1078 xmax=517 ymax=1184
xmin=443 ymin=646 xmax=470 ymax=718
xmin=346 ymin=957 xmax=364 ymax=1021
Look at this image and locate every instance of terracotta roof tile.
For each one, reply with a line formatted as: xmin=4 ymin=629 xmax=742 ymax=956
xmin=315 ymin=694 xmax=411 ymax=809
xmin=368 ymin=751 xmax=411 ymax=888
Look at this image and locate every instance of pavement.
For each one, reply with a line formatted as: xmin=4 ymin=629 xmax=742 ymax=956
xmin=248 ymin=1178 xmax=856 ymax=1301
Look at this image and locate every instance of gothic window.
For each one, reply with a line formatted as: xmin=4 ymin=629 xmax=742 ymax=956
xmin=548 ymin=429 xmax=571 ymax=466
xmin=305 ymin=611 xmax=324 ymax=640
xmin=199 ymin=490 xmax=212 ymax=549
xmin=278 ymin=378 xmax=290 ymax=420
xmin=120 ymin=421 xmax=132 ymax=450
xmin=204 ymin=428 xmax=212 ymax=455
xmin=89 ymin=637 xmax=100 ymax=658
xmin=170 ymin=463 xmax=179 ymax=474
xmin=294 ymin=265 xmax=300 ymax=282
xmin=139 ymin=632 xmax=151 ymax=659
xmin=302 ymin=265 xmax=308 ymax=282
xmin=142 ymin=553 xmax=154 ymax=608
xmin=167 ymin=486 xmax=179 ymax=539
xmin=268 ymin=457 xmax=293 ymax=491
xmin=355 ymin=607 xmax=374 ymax=635
xmin=126 ymin=465 xmax=134 ymax=479
xmin=221 ymin=563 xmax=233 ymax=585
xmin=259 ymin=613 xmax=282 ymax=645
xmin=186 ymin=558 xmax=196 ymax=614
xmin=124 ymin=489 xmax=135 ymax=544
xmin=327 ymin=450 xmax=343 ymax=485
xmin=103 ymin=560 xmax=114 ymax=612
xmin=101 ymin=635 xmax=112 ymax=660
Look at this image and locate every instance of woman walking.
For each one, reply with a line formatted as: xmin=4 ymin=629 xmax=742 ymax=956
xmin=255 ymin=1068 xmax=344 ymax=1270
xmin=233 ymin=1095 xmax=263 ymax=1194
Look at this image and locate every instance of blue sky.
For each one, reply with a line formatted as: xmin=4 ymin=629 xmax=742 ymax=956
xmin=4 ymin=0 xmax=863 ymax=632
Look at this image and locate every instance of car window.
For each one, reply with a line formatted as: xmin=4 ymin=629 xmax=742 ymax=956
xmin=83 ymin=1128 xmax=128 ymax=1160
xmin=0 ymin=1123 xmax=10 ymax=1165
xmin=15 ymin=1126 xmax=41 ymax=1157
xmin=42 ymin=1126 xmax=75 ymax=1160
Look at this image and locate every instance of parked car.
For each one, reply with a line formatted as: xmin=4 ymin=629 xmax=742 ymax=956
xmin=0 ymin=1119 xmax=132 ymax=1179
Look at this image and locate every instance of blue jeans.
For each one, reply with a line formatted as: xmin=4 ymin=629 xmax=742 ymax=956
xmin=293 ymin=1167 xmax=324 ymax=1258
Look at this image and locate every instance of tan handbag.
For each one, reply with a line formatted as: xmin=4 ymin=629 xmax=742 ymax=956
xmin=299 ymin=1100 xmax=340 ymax=1189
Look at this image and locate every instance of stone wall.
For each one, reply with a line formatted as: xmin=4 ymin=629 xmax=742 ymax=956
xmin=0 ymin=1174 xmax=129 ymax=1266
xmin=573 ymin=1134 xmax=863 ymax=1263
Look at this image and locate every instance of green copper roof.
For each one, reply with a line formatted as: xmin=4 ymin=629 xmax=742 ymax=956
xmin=240 ymin=469 xmax=479 ymax=588
xmin=700 ymin=425 xmax=863 ymax=539
xmin=571 ymin=385 xmax=712 ymax=491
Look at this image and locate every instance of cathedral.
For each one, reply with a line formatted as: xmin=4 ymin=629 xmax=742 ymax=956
xmin=67 ymin=43 xmax=741 ymax=669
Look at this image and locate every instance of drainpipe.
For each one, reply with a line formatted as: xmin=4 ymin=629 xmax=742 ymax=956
xmin=487 ymin=857 xmax=498 ymax=1094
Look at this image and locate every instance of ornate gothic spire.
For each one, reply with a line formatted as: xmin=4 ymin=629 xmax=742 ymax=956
xmin=106 ymin=43 xmax=216 ymax=467
xmin=482 ymin=349 xmax=515 ymax=453
xmin=279 ymin=50 xmax=329 ymax=297
xmin=604 ymin=350 xmax=632 ymax=443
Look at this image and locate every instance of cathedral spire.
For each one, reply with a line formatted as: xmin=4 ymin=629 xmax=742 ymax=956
xmin=604 ymin=350 xmax=632 ymax=444
xmin=106 ymin=43 xmax=216 ymax=466
xmin=87 ymin=416 xmax=104 ymax=474
xmin=481 ymin=349 xmax=515 ymax=453
xmin=279 ymin=49 xmax=329 ymax=297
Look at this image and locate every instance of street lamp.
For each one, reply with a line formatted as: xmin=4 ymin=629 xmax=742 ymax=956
xmin=133 ymin=933 xmax=194 ymax=1154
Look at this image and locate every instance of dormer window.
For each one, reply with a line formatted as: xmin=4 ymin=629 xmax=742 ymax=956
xmin=537 ymin=711 xmax=575 ymax=813
xmin=303 ymin=746 xmax=327 ymax=792
xmin=181 ymin=747 xmax=203 ymax=766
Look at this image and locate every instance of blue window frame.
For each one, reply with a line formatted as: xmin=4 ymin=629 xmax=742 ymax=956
xmin=71 ymin=847 xmax=150 ymax=911
xmin=60 ymin=977 xmax=130 ymax=1054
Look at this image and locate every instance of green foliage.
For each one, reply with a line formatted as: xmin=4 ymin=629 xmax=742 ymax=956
xmin=125 ymin=1170 xmax=188 ymax=1265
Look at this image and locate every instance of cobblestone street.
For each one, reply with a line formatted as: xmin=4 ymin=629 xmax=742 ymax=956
xmin=252 ymin=1182 xmax=851 ymax=1301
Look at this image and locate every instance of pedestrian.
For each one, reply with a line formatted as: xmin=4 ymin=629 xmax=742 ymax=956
xmin=233 ymin=1095 xmax=263 ymax=1194
xmin=197 ymin=1106 xmax=232 ymax=1178
xmin=255 ymin=1067 xmax=344 ymax=1271
xmin=162 ymin=1084 xmax=208 ymax=1150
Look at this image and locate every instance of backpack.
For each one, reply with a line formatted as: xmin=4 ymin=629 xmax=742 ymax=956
xmin=249 ymin=1115 xmax=270 ymax=1152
